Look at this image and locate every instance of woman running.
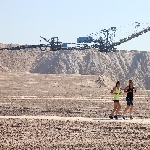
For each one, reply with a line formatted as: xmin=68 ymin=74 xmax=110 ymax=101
xmin=122 ymin=80 xmax=136 ymax=119
xmin=109 ymin=81 xmax=122 ymax=119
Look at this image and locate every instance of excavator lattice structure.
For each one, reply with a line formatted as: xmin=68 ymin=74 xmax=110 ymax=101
xmin=0 ymin=22 xmax=150 ymax=53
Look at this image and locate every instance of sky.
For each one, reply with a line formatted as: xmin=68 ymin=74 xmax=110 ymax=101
xmin=0 ymin=0 xmax=150 ymax=51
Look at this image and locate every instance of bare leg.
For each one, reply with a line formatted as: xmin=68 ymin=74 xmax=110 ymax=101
xmin=129 ymin=105 xmax=134 ymax=115
xmin=116 ymin=102 xmax=121 ymax=115
xmin=123 ymin=105 xmax=130 ymax=115
xmin=111 ymin=103 xmax=117 ymax=116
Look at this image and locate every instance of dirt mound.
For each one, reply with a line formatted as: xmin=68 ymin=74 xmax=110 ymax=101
xmin=0 ymin=46 xmax=150 ymax=89
xmin=0 ymin=49 xmax=41 ymax=72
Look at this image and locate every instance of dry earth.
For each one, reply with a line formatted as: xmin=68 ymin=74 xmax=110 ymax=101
xmin=0 ymin=72 xmax=150 ymax=149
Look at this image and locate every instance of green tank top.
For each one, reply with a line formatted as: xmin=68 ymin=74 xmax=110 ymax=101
xmin=114 ymin=87 xmax=121 ymax=100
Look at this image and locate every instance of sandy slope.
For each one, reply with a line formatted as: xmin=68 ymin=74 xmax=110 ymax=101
xmin=0 ymin=48 xmax=150 ymax=89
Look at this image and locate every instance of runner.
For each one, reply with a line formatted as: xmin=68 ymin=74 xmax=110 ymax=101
xmin=122 ymin=80 xmax=136 ymax=119
xmin=109 ymin=81 xmax=122 ymax=119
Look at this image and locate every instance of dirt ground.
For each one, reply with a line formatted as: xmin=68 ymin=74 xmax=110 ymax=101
xmin=0 ymin=72 xmax=150 ymax=149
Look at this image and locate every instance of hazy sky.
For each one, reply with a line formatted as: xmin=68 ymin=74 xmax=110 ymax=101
xmin=0 ymin=0 xmax=150 ymax=51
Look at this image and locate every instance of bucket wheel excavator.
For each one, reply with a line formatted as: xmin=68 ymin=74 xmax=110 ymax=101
xmin=0 ymin=22 xmax=150 ymax=53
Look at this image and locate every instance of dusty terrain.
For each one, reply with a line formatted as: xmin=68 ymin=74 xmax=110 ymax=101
xmin=0 ymin=72 xmax=150 ymax=149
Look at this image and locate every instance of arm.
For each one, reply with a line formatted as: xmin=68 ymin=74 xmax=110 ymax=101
xmin=110 ymin=87 xmax=114 ymax=94
xmin=110 ymin=87 xmax=117 ymax=95
xmin=119 ymin=88 xmax=122 ymax=95
xmin=124 ymin=86 xmax=129 ymax=93
xmin=134 ymin=87 xmax=137 ymax=93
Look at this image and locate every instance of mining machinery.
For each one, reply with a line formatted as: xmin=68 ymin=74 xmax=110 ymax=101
xmin=0 ymin=22 xmax=150 ymax=53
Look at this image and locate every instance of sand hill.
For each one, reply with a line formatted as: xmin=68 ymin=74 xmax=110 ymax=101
xmin=0 ymin=46 xmax=150 ymax=89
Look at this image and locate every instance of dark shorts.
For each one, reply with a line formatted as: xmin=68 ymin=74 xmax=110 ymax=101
xmin=126 ymin=97 xmax=133 ymax=106
xmin=114 ymin=100 xmax=119 ymax=103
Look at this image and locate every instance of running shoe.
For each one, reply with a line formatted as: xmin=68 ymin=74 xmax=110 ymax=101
xmin=114 ymin=115 xmax=118 ymax=120
xmin=122 ymin=115 xmax=125 ymax=120
xmin=130 ymin=115 xmax=133 ymax=119
xmin=109 ymin=116 xmax=113 ymax=119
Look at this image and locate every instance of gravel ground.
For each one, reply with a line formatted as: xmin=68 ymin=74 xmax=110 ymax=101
xmin=0 ymin=72 xmax=150 ymax=149
xmin=0 ymin=119 xmax=150 ymax=150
